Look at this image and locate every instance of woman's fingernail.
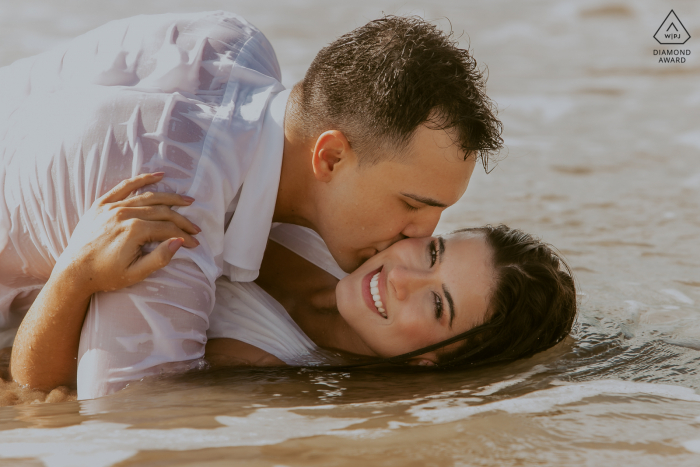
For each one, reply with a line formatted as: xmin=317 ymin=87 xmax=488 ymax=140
xmin=192 ymin=223 xmax=202 ymax=233
xmin=192 ymin=237 xmax=200 ymax=246
xmin=182 ymin=196 xmax=195 ymax=203
xmin=169 ymin=238 xmax=184 ymax=253
xmin=152 ymin=172 xmax=165 ymax=177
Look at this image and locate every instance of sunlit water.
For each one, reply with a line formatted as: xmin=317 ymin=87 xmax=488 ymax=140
xmin=1 ymin=0 xmax=700 ymax=465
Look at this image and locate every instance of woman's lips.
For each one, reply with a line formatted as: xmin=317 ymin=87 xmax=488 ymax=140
xmin=362 ymin=266 xmax=386 ymax=318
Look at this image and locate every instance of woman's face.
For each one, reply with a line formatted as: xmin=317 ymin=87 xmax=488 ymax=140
xmin=335 ymin=231 xmax=495 ymax=364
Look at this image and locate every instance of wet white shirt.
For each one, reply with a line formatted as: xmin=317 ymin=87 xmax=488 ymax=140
xmin=0 ymin=11 xmax=290 ymax=398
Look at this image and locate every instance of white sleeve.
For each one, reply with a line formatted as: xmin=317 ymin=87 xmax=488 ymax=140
xmin=77 ymin=259 xmax=214 ymax=399
xmin=1 ymin=11 xmax=284 ymax=399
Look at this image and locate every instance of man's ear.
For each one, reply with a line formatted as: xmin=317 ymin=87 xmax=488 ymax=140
xmin=311 ymin=130 xmax=354 ymax=182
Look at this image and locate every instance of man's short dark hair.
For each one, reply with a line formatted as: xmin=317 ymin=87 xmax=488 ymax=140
xmin=291 ymin=15 xmax=503 ymax=168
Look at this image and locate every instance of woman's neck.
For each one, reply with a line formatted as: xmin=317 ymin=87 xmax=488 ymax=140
xmin=254 ymin=240 xmax=374 ymax=357
xmin=291 ymin=288 xmax=373 ymax=356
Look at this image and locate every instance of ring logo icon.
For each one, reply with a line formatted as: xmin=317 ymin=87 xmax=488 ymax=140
xmin=654 ymin=10 xmax=690 ymax=44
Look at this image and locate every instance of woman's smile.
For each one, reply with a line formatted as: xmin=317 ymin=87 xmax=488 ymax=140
xmin=362 ymin=267 xmax=387 ymax=319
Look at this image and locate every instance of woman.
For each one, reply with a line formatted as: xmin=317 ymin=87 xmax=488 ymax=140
xmin=9 ymin=175 xmax=577 ymax=395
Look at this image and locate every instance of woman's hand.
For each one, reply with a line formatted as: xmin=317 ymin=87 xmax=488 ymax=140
xmin=54 ymin=172 xmax=200 ymax=295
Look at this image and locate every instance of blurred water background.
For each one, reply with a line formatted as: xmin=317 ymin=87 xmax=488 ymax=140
xmin=1 ymin=0 xmax=699 ymax=465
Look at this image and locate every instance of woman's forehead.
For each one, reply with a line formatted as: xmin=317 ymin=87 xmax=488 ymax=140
xmin=442 ymin=230 xmax=495 ymax=333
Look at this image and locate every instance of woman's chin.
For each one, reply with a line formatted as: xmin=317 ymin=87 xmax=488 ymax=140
xmin=334 ymin=276 xmax=355 ymax=317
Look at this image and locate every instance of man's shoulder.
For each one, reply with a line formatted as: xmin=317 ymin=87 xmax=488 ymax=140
xmin=135 ymin=11 xmax=281 ymax=82
xmin=74 ymin=10 xmax=281 ymax=92
xmin=119 ymin=11 xmax=269 ymax=50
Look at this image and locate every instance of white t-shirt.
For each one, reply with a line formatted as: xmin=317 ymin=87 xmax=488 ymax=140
xmin=0 ymin=11 xmax=289 ymax=398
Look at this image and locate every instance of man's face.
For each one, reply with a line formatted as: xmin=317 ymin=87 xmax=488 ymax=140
xmin=314 ymin=125 xmax=476 ymax=273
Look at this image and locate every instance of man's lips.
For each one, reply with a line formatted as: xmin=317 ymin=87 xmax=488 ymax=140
xmin=362 ymin=266 xmax=385 ymax=318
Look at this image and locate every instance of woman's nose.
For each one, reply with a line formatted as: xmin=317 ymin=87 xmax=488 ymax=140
xmin=388 ymin=266 xmax=430 ymax=301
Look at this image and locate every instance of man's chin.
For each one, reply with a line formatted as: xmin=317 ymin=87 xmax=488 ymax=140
xmin=334 ymin=252 xmax=370 ymax=274
xmin=336 ymin=257 xmax=363 ymax=274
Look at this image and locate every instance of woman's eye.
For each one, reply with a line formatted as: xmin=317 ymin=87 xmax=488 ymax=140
xmin=433 ymin=292 xmax=443 ymax=320
xmin=429 ymin=240 xmax=438 ymax=267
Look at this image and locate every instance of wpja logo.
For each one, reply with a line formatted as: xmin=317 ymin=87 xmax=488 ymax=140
xmin=653 ymin=10 xmax=691 ymax=63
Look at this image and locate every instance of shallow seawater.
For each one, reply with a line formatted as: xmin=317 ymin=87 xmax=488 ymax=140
xmin=2 ymin=0 xmax=700 ymax=465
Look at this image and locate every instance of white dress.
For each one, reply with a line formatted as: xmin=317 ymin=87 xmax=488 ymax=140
xmin=0 ymin=11 xmax=292 ymax=399
xmin=207 ymin=223 xmax=348 ymax=367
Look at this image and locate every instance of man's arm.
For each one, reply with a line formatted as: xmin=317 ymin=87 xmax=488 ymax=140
xmin=77 ymin=260 xmax=214 ymax=398
xmin=10 ymin=174 xmax=198 ymax=390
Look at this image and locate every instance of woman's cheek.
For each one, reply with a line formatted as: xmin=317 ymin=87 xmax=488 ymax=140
xmin=334 ymin=279 xmax=353 ymax=314
xmin=391 ymin=313 xmax=434 ymax=352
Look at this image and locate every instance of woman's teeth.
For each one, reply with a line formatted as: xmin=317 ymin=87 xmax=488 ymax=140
xmin=370 ymin=272 xmax=387 ymax=318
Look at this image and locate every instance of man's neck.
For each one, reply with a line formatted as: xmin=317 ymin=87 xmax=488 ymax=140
xmin=272 ymin=120 xmax=318 ymax=230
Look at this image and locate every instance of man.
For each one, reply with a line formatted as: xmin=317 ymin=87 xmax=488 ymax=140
xmin=0 ymin=11 xmax=502 ymax=398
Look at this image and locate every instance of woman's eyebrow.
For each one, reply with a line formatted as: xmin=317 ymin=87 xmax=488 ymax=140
xmin=439 ymin=237 xmax=454 ymax=327
xmin=443 ymin=285 xmax=455 ymax=328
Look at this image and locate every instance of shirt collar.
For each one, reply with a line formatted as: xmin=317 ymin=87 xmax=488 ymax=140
xmin=222 ymin=87 xmax=291 ymax=281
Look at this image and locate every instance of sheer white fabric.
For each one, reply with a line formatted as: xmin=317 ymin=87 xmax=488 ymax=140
xmin=268 ymin=223 xmax=349 ymax=280
xmin=0 ymin=11 xmax=289 ymax=398
xmin=207 ymin=223 xmax=347 ymax=366
xmin=208 ymin=281 xmax=343 ymax=367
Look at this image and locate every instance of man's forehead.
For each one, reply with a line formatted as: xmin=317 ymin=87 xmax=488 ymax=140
xmin=409 ymin=123 xmax=466 ymax=158
xmin=395 ymin=158 xmax=474 ymax=206
xmin=371 ymin=129 xmax=475 ymax=205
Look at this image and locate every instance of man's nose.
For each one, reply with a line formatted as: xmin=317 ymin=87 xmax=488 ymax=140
xmin=401 ymin=209 xmax=442 ymax=239
xmin=389 ymin=266 xmax=431 ymax=301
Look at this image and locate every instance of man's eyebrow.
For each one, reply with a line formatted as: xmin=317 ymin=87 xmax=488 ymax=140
xmin=438 ymin=236 xmax=445 ymax=263
xmin=401 ymin=192 xmax=449 ymax=208
xmin=443 ymin=285 xmax=455 ymax=329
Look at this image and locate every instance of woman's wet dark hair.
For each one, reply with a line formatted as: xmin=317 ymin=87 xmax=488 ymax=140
xmin=355 ymin=225 xmax=577 ymax=370
xmin=441 ymin=225 xmax=576 ymax=367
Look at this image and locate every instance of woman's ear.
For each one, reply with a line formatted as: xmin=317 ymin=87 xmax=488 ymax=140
xmin=311 ymin=130 xmax=354 ymax=182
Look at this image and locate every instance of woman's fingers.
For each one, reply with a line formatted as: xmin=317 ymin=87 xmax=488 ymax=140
xmin=128 ymin=238 xmax=184 ymax=283
xmin=118 ymin=191 xmax=195 ymax=208
xmin=117 ymin=206 xmax=201 ymax=235
xmin=129 ymin=219 xmax=200 ymax=248
xmin=101 ymin=173 xmax=165 ymax=204
xmin=100 ymin=174 xmax=196 ymax=208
